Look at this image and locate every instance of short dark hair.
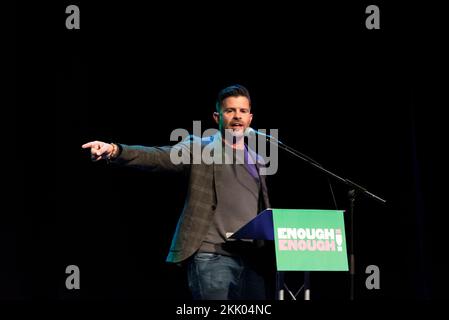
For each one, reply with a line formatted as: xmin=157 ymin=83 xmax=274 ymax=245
xmin=216 ymin=84 xmax=251 ymax=112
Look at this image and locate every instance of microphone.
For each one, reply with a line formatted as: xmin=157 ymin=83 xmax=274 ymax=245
xmin=244 ymin=127 xmax=281 ymax=143
xmin=245 ymin=127 xmax=321 ymax=165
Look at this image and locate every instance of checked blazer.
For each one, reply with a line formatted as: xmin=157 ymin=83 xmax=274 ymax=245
xmin=113 ymin=132 xmax=271 ymax=263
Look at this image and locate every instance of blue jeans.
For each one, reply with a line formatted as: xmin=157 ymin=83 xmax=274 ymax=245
xmin=187 ymin=252 xmax=268 ymax=300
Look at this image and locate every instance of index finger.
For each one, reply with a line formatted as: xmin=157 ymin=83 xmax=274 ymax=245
xmin=82 ymin=142 xmax=95 ymax=149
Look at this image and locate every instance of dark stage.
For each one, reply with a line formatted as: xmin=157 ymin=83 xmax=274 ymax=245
xmin=10 ymin=0 xmax=448 ymax=312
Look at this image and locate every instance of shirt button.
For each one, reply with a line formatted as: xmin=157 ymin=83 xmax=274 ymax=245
xmin=211 ymin=205 xmax=216 ymax=210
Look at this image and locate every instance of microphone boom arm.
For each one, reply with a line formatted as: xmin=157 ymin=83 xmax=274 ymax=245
xmin=262 ymin=135 xmax=386 ymax=204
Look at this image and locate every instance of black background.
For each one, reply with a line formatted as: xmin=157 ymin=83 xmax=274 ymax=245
xmin=10 ymin=0 xmax=448 ymax=309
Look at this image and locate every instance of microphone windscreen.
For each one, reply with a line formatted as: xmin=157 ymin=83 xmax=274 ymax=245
xmin=244 ymin=127 xmax=255 ymax=137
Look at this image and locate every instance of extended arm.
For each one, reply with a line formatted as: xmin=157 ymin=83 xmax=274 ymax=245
xmin=82 ymin=139 xmax=192 ymax=173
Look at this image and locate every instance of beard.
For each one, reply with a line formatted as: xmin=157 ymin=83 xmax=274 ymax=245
xmin=222 ymin=127 xmax=246 ymax=146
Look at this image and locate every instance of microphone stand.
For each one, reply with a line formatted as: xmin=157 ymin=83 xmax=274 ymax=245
xmin=258 ymin=133 xmax=386 ymax=300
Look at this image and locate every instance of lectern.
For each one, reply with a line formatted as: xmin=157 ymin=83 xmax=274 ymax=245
xmin=230 ymin=208 xmax=348 ymax=300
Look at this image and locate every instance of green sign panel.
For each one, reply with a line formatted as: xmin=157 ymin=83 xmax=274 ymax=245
xmin=272 ymin=209 xmax=348 ymax=271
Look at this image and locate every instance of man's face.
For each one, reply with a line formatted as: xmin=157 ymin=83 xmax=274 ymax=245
xmin=213 ymin=96 xmax=253 ymax=137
